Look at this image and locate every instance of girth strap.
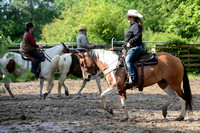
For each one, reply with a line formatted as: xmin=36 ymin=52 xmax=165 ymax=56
xmin=138 ymin=60 xmax=144 ymax=91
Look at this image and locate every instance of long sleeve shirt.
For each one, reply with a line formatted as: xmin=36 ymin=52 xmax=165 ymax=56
xmin=22 ymin=31 xmax=39 ymax=52
xmin=77 ymin=31 xmax=93 ymax=51
xmin=124 ymin=22 xmax=143 ymax=47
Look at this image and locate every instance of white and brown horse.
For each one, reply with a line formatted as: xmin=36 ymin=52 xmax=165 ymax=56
xmin=0 ymin=43 xmax=69 ymax=98
xmin=76 ymin=49 xmax=192 ymax=121
xmin=43 ymin=53 xmax=102 ymax=98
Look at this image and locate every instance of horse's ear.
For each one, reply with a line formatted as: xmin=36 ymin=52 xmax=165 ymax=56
xmin=60 ymin=42 xmax=69 ymax=53
xmin=60 ymin=42 xmax=68 ymax=49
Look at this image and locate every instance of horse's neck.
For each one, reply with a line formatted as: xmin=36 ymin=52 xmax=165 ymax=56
xmin=45 ymin=46 xmax=61 ymax=57
xmin=93 ymin=59 xmax=109 ymax=73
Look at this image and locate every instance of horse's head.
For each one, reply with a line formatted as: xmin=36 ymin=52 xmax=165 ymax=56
xmin=76 ymin=51 xmax=96 ymax=81
xmin=61 ymin=43 xmax=70 ymax=54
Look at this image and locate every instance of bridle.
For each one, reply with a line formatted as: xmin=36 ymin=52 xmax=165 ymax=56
xmin=79 ymin=50 xmax=122 ymax=80
xmin=79 ymin=51 xmax=102 ymax=81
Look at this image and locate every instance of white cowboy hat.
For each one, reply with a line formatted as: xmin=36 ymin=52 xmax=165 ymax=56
xmin=79 ymin=26 xmax=87 ymax=31
xmin=123 ymin=10 xmax=143 ymax=18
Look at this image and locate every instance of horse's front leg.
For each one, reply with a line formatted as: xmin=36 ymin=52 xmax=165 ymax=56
xmin=62 ymin=83 xmax=69 ymax=96
xmin=100 ymin=85 xmax=118 ymax=114
xmin=95 ymin=75 xmax=102 ymax=95
xmin=76 ymin=79 xmax=87 ymax=95
xmin=119 ymin=90 xmax=128 ymax=121
xmin=39 ymin=78 xmax=44 ymax=98
xmin=4 ymin=79 xmax=15 ymax=99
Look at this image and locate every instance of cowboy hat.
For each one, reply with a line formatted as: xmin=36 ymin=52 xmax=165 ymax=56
xmin=123 ymin=10 xmax=143 ymax=18
xmin=26 ymin=23 xmax=34 ymax=29
xmin=79 ymin=26 xmax=87 ymax=31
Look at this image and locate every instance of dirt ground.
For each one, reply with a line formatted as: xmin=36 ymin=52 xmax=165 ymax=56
xmin=0 ymin=77 xmax=200 ymax=133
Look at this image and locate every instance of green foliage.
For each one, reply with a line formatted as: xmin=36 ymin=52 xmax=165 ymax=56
xmin=42 ymin=1 xmax=128 ymax=44
xmin=1 ymin=0 xmax=60 ymax=42
xmin=166 ymin=0 xmax=200 ymax=38
xmin=1 ymin=0 xmax=200 ymax=44
xmin=149 ymin=32 xmax=187 ymax=45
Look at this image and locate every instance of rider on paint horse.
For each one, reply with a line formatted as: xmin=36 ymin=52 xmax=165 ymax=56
xmin=124 ymin=10 xmax=145 ymax=87
xmin=22 ymin=23 xmax=43 ymax=75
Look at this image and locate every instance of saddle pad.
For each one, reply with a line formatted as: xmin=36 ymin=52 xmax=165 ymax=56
xmin=136 ymin=53 xmax=158 ymax=66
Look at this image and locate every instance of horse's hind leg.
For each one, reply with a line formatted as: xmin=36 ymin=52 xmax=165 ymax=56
xmin=43 ymin=80 xmax=54 ymax=99
xmin=162 ymin=85 xmax=177 ymax=118
xmin=57 ymin=73 xmax=67 ymax=97
xmin=169 ymin=84 xmax=186 ymax=121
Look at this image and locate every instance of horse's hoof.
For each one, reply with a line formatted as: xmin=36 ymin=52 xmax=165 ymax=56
xmin=162 ymin=107 xmax=167 ymax=118
xmin=65 ymin=91 xmax=69 ymax=96
xmin=120 ymin=118 xmax=128 ymax=122
xmin=105 ymin=108 xmax=113 ymax=115
xmin=174 ymin=116 xmax=184 ymax=121
xmin=11 ymin=95 xmax=15 ymax=99
xmin=162 ymin=111 xmax=167 ymax=118
xmin=57 ymin=95 xmax=62 ymax=99
xmin=43 ymin=93 xmax=48 ymax=99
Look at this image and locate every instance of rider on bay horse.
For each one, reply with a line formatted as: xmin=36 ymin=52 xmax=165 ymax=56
xmin=22 ymin=22 xmax=43 ymax=75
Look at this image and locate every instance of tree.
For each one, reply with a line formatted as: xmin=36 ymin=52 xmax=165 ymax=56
xmin=0 ymin=0 xmax=60 ymax=42
xmin=167 ymin=0 xmax=200 ymax=38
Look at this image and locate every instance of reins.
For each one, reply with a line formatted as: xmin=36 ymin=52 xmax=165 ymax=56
xmin=41 ymin=49 xmax=52 ymax=62
xmin=83 ymin=50 xmax=121 ymax=79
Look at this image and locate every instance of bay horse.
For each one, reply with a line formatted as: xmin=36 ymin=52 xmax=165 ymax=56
xmin=43 ymin=53 xmax=102 ymax=98
xmin=0 ymin=43 xmax=69 ymax=99
xmin=76 ymin=49 xmax=192 ymax=121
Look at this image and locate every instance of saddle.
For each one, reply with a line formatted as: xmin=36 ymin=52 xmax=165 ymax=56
xmin=119 ymin=49 xmax=158 ymax=91
xmin=20 ymin=50 xmax=45 ymax=77
xmin=21 ymin=50 xmax=45 ymax=62
xmin=136 ymin=51 xmax=158 ymax=66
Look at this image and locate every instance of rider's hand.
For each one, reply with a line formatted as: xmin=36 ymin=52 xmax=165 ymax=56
xmin=92 ymin=43 xmax=95 ymax=48
xmin=126 ymin=43 xmax=131 ymax=48
xmin=39 ymin=45 xmax=43 ymax=49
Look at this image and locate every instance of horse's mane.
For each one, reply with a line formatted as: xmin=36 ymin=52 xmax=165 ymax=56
xmin=89 ymin=49 xmax=119 ymax=69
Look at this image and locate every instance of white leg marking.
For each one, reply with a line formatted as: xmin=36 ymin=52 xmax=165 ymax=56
xmin=121 ymin=97 xmax=128 ymax=119
xmin=100 ymin=86 xmax=118 ymax=98
xmin=179 ymin=97 xmax=186 ymax=118
xmin=162 ymin=85 xmax=177 ymax=118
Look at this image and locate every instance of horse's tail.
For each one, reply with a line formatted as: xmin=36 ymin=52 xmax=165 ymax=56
xmin=182 ymin=65 xmax=192 ymax=111
xmin=46 ymin=55 xmax=60 ymax=91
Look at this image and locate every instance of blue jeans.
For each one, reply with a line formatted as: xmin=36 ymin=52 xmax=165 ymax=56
xmin=29 ymin=49 xmax=43 ymax=72
xmin=125 ymin=46 xmax=142 ymax=84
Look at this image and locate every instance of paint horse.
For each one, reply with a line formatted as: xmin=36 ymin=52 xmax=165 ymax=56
xmin=76 ymin=49 xmax=192 ymax=121
xmin=43 ymin=53 xmax=102 ymax=98
xmin=0 ymin=43 xmax=69 ymax=99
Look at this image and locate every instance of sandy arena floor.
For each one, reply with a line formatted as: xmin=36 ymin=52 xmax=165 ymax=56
xmin=0 ymin=77 xmax=200 ymax=132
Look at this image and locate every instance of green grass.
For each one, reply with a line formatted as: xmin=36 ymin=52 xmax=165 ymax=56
xmin=188 ymin=72 xmax=200 ymax=79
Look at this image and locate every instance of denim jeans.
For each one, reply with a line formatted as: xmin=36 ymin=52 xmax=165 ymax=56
xmin=125 ymin=45 xmax=143 ymax=84
xmin=29 ymin=49 xmax=43 ymax=72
